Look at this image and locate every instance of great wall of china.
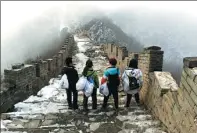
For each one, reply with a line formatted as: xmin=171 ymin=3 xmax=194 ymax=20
xmin=102 ymin=43 xmax=197 ymax=133
xmin=1 ymin=33 xmax=76 ymax=113
xmin=1 ymin=31 xmax=197 ymax=133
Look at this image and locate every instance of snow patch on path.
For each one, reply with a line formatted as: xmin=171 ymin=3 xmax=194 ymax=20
xmin=74 ymin=53 xmax=89 ymax=74
xmin=0 ymin=35 xmax=108 ymax=130
xmin=74 ymin=35 xmax=91 ymax=53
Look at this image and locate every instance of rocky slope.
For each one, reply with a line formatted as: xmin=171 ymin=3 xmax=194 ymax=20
xmin=82 ymin=17 xmax=143 ymax=52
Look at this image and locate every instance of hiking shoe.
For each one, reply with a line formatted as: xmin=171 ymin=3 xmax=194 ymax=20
xmin=124 ymin=105 xmax=129 ymax=108
xmin=124 ymin=106 xmax=129 ymax=111
xmin=74 ymin=109 xmax=80 ymax=113
xmin=73 ymin=107 xmax=79 ymax=110
xmin=100 ymin=107 xmax=107 ymax=112
xmin=68 ymin=106 xmax=72 ymax=110
xmin=115 ymin=107 xmax=119 ymax=111
xmin=92 ymin=107 xmax=97 ymax=110
xmin=115 ymin=108 xmax=119 ymax=115
xmin=82 ymin=108 xmax=89 ymax=112
xmin=136 ymin=102 xmax=142 ymax=106
xmin=137 ymin=103 xmax=142 ymax=106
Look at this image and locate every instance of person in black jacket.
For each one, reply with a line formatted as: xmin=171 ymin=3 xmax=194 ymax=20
xmin=61 ymin=57 xmax=79 ymax=110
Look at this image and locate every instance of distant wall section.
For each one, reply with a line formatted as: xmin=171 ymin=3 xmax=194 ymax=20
xmin=0 ymin=34 xmax=76 ymax=113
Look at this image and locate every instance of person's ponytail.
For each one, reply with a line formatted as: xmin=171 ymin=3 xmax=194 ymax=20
xmin=82 ymin=59 xmax=93 ymax=76
xmin=82 ymin=66 xmax=89 ymax=76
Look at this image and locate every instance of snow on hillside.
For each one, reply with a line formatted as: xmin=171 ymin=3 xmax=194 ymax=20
xmin=82 ymin=17 xmax=143 ymax=52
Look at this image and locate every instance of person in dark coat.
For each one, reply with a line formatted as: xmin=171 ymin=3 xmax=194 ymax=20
xmin=61 ymin=57 xmax=79 ymax=110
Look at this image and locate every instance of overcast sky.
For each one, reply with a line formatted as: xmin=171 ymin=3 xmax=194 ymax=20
xmin=2 ymin=1 xmax=197 ymax=40
xmin=1 ymin=1 xmax=197 ymax=79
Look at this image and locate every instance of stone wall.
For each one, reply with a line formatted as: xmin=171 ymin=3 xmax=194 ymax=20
xmin=102 ymin=43 xmax=163 ymax=80
xmin=102 ymin=43 xmax=130 ymax=72
xmin=138 ymin=46 xmax=164 ymax=103
xmin=102 ymin=43 xmax=197 ymax=133
xmin=1 ymin=65 xmax=37 ymax=112
xmin=144 ymin=57 xmax=197 ymax=133
xmin=0 ymin=34 xmax=75 ymax=113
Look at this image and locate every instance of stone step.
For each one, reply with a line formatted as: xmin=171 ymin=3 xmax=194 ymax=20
xmin=1 ymin=126 xmax=82 ymax=133
xmin=1 ymin=120 xmax=88 ymax=133
xmin=122 ymin=120 xmax=162 ymax=132
xmin=1 ymin=111 xmax=162 ymax=133
xmin=118 ymin=127 xmax=167 ymax=133
xmin=2 ymin=113 xmax=157 ymax=132
xmin=2 ymin=103 xmax=146 ymax=120
xmin=1 ymin=101 xmax=155 ymax=133
xmin=116 ymin=114 xmax=153 ymax=127
xmin=2 ymin=110 xmax=150 ymax=126
xmin=89 ymin=122 xmax=122 ymax=133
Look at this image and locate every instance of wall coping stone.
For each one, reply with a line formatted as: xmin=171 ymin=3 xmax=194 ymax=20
xmin=4 ymin=64 xmax=34 ymax=72
xmin=183 ymin=57 xmax=197 ymax=68
xmin=144 ymin=50 xmax=164 ymax=54
xmin=12 ymin=63 xmax=24 ymax=69
xmin=154 ymin=71 xmax=179 ymax=92
xmin=144 ymin=46 xmax=161 ymax=51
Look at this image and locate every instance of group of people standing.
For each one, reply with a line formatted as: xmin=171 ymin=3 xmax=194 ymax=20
xmin=61 ymin=57 xmax=143 ymax=111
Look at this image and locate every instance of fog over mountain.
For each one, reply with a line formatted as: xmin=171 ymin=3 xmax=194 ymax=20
xmin=107 ymin=9 xmax=197 ymax=82
xmin=82 ymin=17 xmax=143 ymax=51
xmin=1 ymin=2 xmax=104 ymax=74
xmin=1 ymin=1 xmax=197 ymax=82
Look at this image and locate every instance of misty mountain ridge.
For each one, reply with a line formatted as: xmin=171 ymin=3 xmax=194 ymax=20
xmin=79 ymin=16 xmax=188 ymax=82
xmin=82 ymin=17 xmax=143 ymax=52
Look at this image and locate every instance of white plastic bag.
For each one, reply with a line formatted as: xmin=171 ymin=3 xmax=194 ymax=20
xmin=59 ymin=74 xmax=69 ymax=89
xmin=123 ymin=76 xmax=130 ymax=92
xmin=49 ymin=78 xmax=55 ymax=85
xmin=76 ymin=76 xmax=87 ymax=91
xmin=84 ymin=81 xmax=94 ymax=97
xmin=99 ymin=82 xmax=109 ymax=96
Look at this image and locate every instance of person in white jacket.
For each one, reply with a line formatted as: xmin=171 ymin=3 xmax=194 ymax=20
xmin=122 ymin=59 xmax=143 ymax=107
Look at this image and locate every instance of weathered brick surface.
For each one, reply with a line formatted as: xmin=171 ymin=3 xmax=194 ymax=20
xmin=97 ymin=44 xmax=197 ymax=133
xmin=2 ymin=65 xmax=37 ymax=112
xmin=184 ymin=67 xmax=197 ymax=80
xmin=195 ymin=76 xmax=197 ymax=84
xmin=143 ymin=58 xmax=197 ymax=133
xmin=1 ymin=35 xmax=75 ymax=113
xmin=187 ymin=76 xmax=197 ymax=95
xmin=181 ymin=76 xmax=192 ymax=94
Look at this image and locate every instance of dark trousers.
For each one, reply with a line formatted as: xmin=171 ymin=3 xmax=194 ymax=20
xmin=102 ymin=86 xmax=118 ymax=109
xmin=126 ymin=93 xmax=140 ymax=107
xmin=83 ymin=88 xmax=97 ymax=109
xmin=66 ymin=88 xmax=78 ymax=109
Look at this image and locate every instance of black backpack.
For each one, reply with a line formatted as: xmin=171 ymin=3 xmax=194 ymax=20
xmin=107 ymin=67 xmax=120 ymax=87
xmin=126 ymin=69 xmax=139 ymax=90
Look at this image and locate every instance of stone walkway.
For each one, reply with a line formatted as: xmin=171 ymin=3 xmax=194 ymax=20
xmin=1 ymin=92 xmax=167 ymax=133
xmin=1 ymin=35 xmax=167 ymax=133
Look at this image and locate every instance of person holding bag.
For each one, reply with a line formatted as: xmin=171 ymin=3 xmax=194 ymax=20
xmin=61 ymin=57 xmax=79 ymax=110
xmin=101 ymin=58 xmax=120 ymax=111
xmin=122 ymin=59 xmax=143 ymax=107
xmin=82 ymin=59 xmax=99 ymax=111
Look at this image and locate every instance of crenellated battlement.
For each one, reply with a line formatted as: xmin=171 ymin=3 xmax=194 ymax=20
xmin=0 ymin=34 xmax=76 ymax=113
xmin=102 ymin=43 xmax=197 ymax=133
